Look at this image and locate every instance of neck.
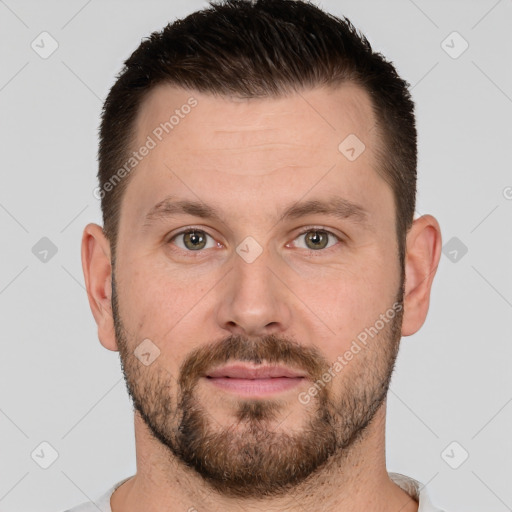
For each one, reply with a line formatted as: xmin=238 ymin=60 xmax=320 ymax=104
xmin=111 ymin=404 xmax=418 ymax=512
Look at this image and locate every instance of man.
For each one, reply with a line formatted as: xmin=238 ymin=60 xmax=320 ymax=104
xmin=73 ymin=0 xmax=444 ymax=510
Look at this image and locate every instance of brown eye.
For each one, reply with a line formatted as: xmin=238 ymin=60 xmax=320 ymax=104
xmin=171 ymin=230 xmax=214 ymax=251
xmin=304 ymin=230 xmax=329 ymax=250
xmin=183 ymin=231 xmax=207 ymax=250
xmin=292 ymin=229 xmax=340 ymax=251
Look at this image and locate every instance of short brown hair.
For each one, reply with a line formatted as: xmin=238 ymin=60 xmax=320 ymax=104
xmin=98 ymin=0 xmax=416 ymax=268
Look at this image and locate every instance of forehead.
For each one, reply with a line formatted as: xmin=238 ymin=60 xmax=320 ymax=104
xmin=134 ymin=83 xmax=378 ymax=172
xmin=121 ymin=83 xmax=391 ymax=229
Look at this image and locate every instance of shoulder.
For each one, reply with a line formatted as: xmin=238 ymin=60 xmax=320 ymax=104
xmin=61 ymin=476 xmax=132 ymax=512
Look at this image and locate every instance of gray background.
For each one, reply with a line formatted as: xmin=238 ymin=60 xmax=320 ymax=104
xmin=1 ymin=0 xmax=511 ymax=511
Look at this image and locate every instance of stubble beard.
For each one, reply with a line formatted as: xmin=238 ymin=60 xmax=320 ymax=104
xmin=112 ymin=274 xmax=404 ymax=498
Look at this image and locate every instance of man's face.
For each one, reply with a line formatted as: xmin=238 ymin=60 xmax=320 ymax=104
xmin=111 ymin=84 xmax=404 ymax=497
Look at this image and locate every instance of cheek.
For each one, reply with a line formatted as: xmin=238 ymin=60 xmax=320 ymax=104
xmin=294 ymin=249 xmax=399 ymax=358
xmin=115 ymin=262 xmax=217 ymax=356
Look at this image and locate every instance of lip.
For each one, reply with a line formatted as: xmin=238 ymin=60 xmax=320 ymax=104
xmin=204 ymin=364 xmax=307 ymax=397
xmin=205 ymin=363 xmax=307 ymax=379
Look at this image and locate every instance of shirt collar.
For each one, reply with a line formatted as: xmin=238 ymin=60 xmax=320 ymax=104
xmin=389 ymin=472 xmax=444 ymax=512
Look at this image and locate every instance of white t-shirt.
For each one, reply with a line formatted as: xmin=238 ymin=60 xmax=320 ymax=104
xmin=63 ymin=472 xmax=446 ymax=511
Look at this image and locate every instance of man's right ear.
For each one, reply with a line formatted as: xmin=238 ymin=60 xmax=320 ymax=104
xmin=81 ymin=223 xmax=118 ymax=351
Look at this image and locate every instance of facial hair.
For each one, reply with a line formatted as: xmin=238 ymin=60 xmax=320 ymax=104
xmin=112 ymin=273 xmax=404 ymax=499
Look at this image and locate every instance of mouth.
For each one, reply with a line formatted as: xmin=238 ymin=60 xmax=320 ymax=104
xmin=204 ymin=363 xmax=307 ymax=397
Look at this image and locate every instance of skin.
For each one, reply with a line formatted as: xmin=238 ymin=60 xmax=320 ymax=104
xmin=82 ymin=84 xmax=442 ymax=512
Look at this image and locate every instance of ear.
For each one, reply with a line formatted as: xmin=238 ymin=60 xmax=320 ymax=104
xmin=401 ymin=214 xmax=442 ymax=336
xmin=81 ymin=223 xmax=118 ymax=351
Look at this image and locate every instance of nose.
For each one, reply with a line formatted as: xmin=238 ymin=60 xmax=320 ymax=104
xmin=215 ymin=246 xmax=292 ymax=338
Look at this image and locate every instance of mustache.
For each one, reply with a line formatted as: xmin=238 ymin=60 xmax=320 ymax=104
xmin=178 ymin=333 xmax=330 ymax=393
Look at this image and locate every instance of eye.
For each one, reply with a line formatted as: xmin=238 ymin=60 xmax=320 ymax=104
xmin=167 ymin=227 xmax=342 ymax=255
xmin=290 ymin=228 xmax=341 ymax=251
xmin=169 ymin=229 xmax=217 ymax=251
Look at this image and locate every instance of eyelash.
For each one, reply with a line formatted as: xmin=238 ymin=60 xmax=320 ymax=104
xmin=167 ymin=226 xmax=343 ymax=257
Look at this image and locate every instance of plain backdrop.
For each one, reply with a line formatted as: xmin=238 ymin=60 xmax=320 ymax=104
xmin=0 ymin=1 xmax=511 ymax=511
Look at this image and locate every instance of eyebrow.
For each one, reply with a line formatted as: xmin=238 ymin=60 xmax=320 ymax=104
xmin=143 ymin=195 xmax=369 ymax=228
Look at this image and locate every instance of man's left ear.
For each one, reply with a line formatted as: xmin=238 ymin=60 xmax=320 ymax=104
xmin=401 ymin=214 xmax=442 ymax=336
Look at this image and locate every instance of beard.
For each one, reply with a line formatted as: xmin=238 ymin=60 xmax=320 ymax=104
xmin=112 ymin=273 xmax=404 ymax=499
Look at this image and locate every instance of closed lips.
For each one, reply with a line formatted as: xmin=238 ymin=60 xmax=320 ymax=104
xmin=206 ymin=364 xmax=307 ymax=379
